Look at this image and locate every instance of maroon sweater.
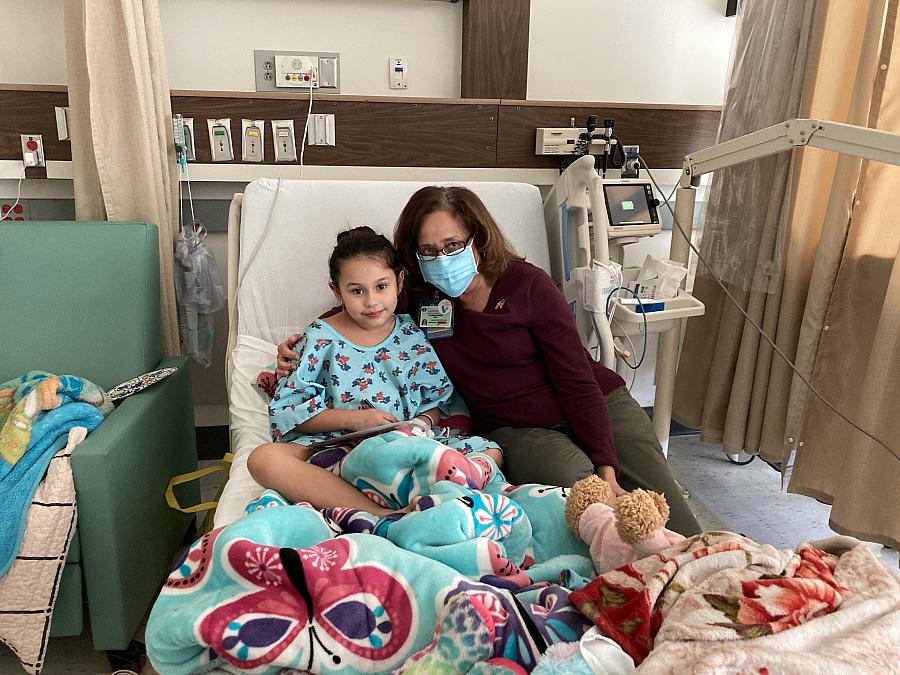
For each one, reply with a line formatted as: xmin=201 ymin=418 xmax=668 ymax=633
xmin=426 ymin=260 xmax=625 ymax=471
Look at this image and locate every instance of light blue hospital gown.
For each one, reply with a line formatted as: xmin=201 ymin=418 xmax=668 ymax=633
xmin=268 ymin=314 xmax=500 ymax=455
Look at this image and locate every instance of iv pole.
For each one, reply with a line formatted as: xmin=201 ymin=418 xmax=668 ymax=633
xmin=655 ymin=118 xmax=900 ymax=458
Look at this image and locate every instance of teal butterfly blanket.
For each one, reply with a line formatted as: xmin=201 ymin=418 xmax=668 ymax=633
xmin=147 ymin=429 xmax=595 ymax=673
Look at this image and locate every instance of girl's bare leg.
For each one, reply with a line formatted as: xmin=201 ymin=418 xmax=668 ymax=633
xmin=248 ymin=442 xmax=394 ymax=516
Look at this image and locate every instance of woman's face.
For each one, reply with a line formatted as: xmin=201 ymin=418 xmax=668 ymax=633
xmin=416 ymin=210 xmax=474 ymax=260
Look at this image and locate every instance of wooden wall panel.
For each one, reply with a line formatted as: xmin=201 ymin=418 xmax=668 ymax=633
xmin=170 ymin=95 xmax=499 ymax=167
xmin=0 ymin=87 xmax=722 ymax=172
xmin=462 ymin=0 xmax=530 ymax=99
xmin=0 ymin=88 xmax=71 ymax=163
xmin=498 ymin=103 xmax=722 ymax=169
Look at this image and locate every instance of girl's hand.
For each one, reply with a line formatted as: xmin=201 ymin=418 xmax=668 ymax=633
xmin=276 ymin=334 xmax=302 ymax=379
xmin=349 ymin=409 xmax=398 ymax=431
xmin=596 ymin=465 xmax=628 ymax=498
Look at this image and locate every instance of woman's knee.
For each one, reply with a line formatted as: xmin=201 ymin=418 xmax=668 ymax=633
xmin=488 ymin=427 xmax=593 ymax=486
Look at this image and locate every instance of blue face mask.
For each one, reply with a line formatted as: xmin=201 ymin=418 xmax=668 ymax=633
xmin=418 ymin=245 xmax=478 ymax=297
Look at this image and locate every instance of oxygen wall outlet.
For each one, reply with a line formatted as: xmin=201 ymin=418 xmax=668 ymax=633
xmin=242 ymin=119 xmax=265 ymax=162
xmin=21 ymin=134 xmax=45 ymax=167
xmin=272 ymin=120 xmax=297 ymax=162
xmin=207 ymin=119 xmax=233 ymax=162
xmin=181 ymin=118 xmax=196 ymax=161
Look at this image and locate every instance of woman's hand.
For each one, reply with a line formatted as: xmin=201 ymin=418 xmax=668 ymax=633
xmin=276 ymin=334 xmax=302 ymax=379
xmin=348 ymin=409 xmax=398 ymax=431
xmin=596 ymin=465 xmax=628 ymax=498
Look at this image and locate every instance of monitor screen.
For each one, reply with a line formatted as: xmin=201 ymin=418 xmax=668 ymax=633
xmin=603 ymin=183 xmax=659 ymax=226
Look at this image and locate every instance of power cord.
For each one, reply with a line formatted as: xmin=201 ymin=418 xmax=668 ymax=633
xmin=640 ymin=156 xmax=900 ymax=464
xmin=298 ymin=76 xmax=315 ymax=181
xmin=604 ymin=285 xmax=649 ymax=370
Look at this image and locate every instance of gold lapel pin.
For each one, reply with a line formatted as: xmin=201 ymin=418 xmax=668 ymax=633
xmin=495 ymin=298 xmax=506 ymax=310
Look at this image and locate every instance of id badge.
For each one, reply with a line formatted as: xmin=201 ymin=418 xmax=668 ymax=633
xmin=419 ymin=298 xmax=454 ymax=339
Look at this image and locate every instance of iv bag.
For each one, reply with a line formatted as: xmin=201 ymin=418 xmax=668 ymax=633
xmin=175 ymin=224 xmax=224 ymax=366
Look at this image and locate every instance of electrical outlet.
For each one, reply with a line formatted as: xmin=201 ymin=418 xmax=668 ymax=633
xmin=1 ymin=200 xmax=28 ymax=221
xmin=20 ymin=134 xmax=45 ymax=167
xmin=254 ymin=50 xmax=341 ymax=93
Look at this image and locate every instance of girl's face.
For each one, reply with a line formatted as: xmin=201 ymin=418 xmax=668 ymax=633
xmin=331 ymin=256 xmax=403 ymax=331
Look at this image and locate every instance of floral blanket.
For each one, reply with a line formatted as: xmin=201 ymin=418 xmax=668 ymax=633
xmin=146 ymin=430 xmax=595 ymax=674
xmin=570 ymin=531 xmax=900 ymax=673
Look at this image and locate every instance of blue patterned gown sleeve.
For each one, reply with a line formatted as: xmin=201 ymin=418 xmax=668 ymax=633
xmin=268 ymin=327 xmax=330 ymax=442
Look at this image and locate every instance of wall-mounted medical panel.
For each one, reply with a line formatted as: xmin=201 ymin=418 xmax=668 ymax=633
xmin=0 ymin=86 xmax=721 ymax=172
xmin=169 ymin=93 xmax=498 ymax=167
xmin=497 ymin=101 xmax=722 ymax=170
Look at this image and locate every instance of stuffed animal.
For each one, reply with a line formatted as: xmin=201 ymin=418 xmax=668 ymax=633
xmin=565 ymin=475 xmax=685 ymax=575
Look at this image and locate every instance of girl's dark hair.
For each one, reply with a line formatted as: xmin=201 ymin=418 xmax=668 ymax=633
xmin=328 ymin=226 xmax=404 ymax=284
xmin=393 ymin=186 xmax=522 ymax=295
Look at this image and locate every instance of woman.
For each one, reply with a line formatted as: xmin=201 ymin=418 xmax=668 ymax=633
xmin=277 ymin=186 xmax=701 ymax=536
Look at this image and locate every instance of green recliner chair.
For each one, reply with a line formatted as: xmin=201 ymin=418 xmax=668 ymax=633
xmin=0 ymin=221 xmax=198 ymax=652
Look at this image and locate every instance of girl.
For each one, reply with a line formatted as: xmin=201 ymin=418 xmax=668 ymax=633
xmin=248 ymin=226 xmax=502 ymax=516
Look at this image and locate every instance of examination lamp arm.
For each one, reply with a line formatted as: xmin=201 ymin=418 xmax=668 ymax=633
xmin=680 ymin=118 xmax=900 ymax=188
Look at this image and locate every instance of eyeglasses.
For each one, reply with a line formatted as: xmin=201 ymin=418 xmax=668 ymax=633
xmin=416 ymin=238 xmax=472 ymax=261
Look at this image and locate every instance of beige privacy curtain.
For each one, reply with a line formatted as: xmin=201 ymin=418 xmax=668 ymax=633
xmin=675 ymin=0 xmax=900 ymax=549
xmin=64 ymin=0 xmax=180 ymax=356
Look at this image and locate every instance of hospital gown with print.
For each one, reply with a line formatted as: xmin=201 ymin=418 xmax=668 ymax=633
xmin=268 ymin=314 xmax=499 ymax=456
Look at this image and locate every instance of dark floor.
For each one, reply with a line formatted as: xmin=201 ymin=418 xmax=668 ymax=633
xmin=195 ymin=425 xmax=229 ymax=460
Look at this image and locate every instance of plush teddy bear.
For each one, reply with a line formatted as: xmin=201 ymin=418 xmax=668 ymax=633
xmin=565 ymin=475 xmax=685 ymax=575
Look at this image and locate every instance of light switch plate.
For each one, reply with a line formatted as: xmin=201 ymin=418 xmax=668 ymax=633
xmin=389 ymin=57 xmax=408 ymax=89
xmin=55 ymin=107 xmax=70 ymax=141
xmin=309 ymin=114 xmax=335 ymax=146
xmin=254 ymin=50 xmax=341 ymax=93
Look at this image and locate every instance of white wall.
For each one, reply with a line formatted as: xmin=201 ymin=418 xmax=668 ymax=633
xmin=528 ymin=0 xmax=735 ymax=104
xmin=0 ymin=0 xmax=68 ymax=84
xmin=2 ymin=0 xmax=733 ymax=105
xmin=158 ymin=0 xmax=463 ymax=96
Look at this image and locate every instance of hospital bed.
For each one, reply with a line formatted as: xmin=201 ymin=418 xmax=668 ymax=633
xmin=218 ymin=178 xmax=554 ymax=527
xmin=217 ymin=170 xmax=699 ymax=526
